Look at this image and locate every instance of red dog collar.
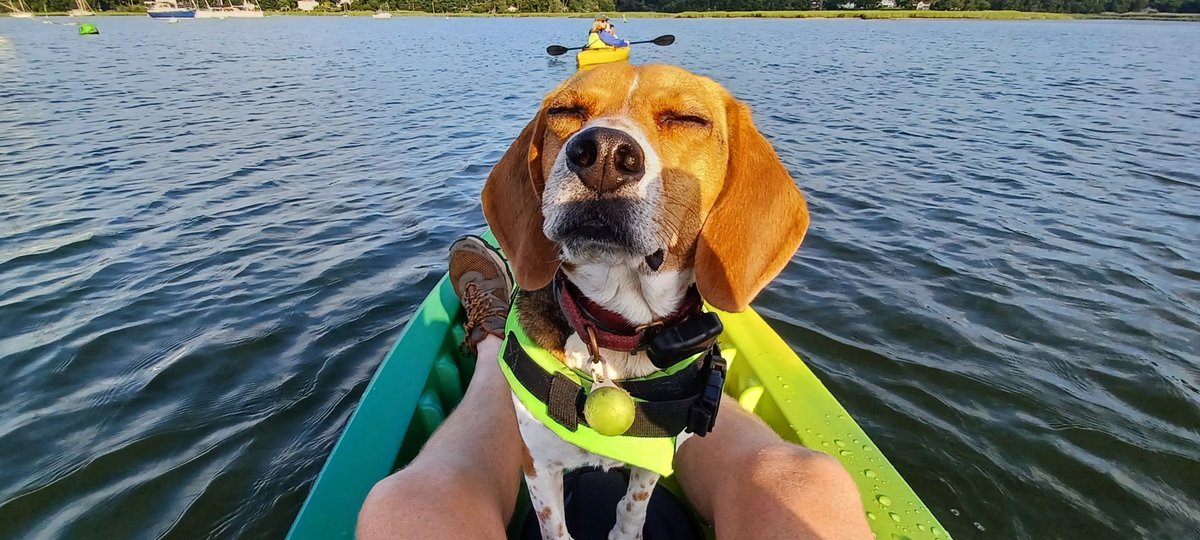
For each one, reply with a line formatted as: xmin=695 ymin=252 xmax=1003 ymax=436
xmin=553 ymin=270 xmax=702 ymax=353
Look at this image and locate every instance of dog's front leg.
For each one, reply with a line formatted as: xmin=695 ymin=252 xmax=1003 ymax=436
xmin=609 ymin=467 xmax=660 ymax=540
xmin=525 ymin=463 xmax=570 ymax=540
xmin=514 ymin=395 xmax=573 ymax=540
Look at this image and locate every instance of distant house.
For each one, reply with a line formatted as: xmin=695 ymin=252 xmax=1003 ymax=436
xmin=879 ymin=0 xmax=896 ymax=6
xmin=838 ymin=1 xmax=855 ymax=7
xmin=507 ymin=4 xmax=517 ymax=11
xmin=297 ymin=0 xmax=317 ymax=9
xmin=915 ymin=0 xmax=931 ymax=8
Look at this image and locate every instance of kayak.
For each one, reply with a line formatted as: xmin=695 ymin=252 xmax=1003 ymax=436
xmin=287 ymin=232 xmax=951 ymax=540
xmin=577 ymin=46 xmax=631 ymax=69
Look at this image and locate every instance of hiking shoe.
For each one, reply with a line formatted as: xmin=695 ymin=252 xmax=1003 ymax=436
xmin=449 ymin=235 xmax=513 ymax=355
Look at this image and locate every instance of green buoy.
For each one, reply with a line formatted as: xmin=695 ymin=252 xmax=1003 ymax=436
xmin=79 ymin=23 xmax=98 ymax=35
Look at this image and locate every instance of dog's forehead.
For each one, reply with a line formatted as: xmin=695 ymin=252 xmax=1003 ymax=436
xmin=554 ymin=64 xmax=727 ymax=114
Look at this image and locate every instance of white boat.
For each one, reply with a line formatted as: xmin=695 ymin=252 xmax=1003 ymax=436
xmin=195 ymin=0 xmax=262 ymax=18
xmin=371 ymin=4 xmax=391 ymax=18
xmin=3 ymin=0 xmax=34 ymax=16
xmin=145 ymin=0 xmax=196 ymax=18
xmin=67 ymin=0 xmax=93 ymax=16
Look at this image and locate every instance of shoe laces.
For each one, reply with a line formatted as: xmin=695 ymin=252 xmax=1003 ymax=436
xmin=461 ymin=282 xmax=507 ymax=332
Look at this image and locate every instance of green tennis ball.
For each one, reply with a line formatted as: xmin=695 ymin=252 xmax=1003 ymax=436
xmin=584 ymin=386 xmax=635 ymax=436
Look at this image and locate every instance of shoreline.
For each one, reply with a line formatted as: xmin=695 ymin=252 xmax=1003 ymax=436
xmin=9 ymin=9 xmax=1198 ymax=22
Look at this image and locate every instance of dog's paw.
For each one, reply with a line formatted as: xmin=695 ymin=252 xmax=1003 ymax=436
xmin=607 ymin=524 xmax=643 ymax=540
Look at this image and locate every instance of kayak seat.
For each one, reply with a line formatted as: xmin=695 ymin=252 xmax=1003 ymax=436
xmin=518 ymin=467 xmax=705 ymax=540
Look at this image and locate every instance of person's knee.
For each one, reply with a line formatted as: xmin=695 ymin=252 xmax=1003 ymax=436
xmin=358 ymin=468 xmax=487 ymax=539
xmin=746 ymin=443 xmax=860 ymax=500
xmin=733 ymin=442 xmax=871 ymax=538
xmin=358 ymin=470 xmax=430 ymax=537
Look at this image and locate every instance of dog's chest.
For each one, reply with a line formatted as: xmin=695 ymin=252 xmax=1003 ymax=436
xmin=562 ymin=335 xmax=660 ymax=380
xmin=516 ymin=336 xmax=653 ymax=471
xmin=513 ymin=393 xmax=624 ymax=473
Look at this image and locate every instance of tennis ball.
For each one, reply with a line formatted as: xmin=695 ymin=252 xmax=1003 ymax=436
xmin=584 ymin=386 xmax=635 ymax=436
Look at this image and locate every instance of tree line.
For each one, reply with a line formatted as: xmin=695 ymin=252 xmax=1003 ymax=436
xmin=622 ymin=0 xmax=1195 ymax=11
xmin=8 ymin=0 xmax=1197 ymax=15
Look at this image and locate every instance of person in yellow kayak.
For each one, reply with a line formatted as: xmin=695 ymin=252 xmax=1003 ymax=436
xmin=586 ymin=16 xmax=629 ymax=49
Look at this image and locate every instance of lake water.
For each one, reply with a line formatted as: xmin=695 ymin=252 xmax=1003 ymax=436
xmin=1 ymin=15 xmax=1197 ymax=540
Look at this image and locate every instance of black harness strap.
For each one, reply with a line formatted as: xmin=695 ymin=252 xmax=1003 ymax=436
xmin=503 ymin=332 xmax=716 ymax=438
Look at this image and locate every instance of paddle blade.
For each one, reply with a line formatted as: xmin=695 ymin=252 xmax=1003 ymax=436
xmin=547 ymin=45 xmax=569 ymax=56
xmin=652 ymin=35 xmax=675 ymax=46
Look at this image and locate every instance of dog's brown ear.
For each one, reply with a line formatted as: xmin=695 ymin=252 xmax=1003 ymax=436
xmin=482 ymin=109 xmax=560 ymax=290
xmin=695 ymin=99 xmax=809 ymax=312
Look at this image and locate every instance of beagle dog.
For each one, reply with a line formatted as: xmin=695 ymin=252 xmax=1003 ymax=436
xmin=482 ymin=64 xmax=809 ymax=540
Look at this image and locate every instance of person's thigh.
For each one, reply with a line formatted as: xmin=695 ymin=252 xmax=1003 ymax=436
xmin=357 ymin=335 xmax=521 ymax=540
xmin=674 ymin=396 xmax=873 ymax=540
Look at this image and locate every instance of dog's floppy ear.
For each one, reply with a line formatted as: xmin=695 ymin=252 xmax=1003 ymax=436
xmin=695 ymin=99 xmax=809 ymax=312
xmin=482 ymin=108 xmax=560 ymax=290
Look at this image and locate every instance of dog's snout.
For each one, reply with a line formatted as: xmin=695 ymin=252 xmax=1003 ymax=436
xmin=565 ymin=127 xmax=645 ymax=194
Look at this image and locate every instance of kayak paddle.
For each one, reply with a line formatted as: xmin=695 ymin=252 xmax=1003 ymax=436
xmin=546 ymin=34 xmax=675 ymax=56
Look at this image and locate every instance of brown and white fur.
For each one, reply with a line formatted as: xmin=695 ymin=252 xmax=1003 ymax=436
xmin=482 ymin=64 xmax=810 ymax=540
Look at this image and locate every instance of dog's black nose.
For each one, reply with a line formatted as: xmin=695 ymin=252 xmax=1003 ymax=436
xmin=564 ymin=127 xmax=645 ymax=194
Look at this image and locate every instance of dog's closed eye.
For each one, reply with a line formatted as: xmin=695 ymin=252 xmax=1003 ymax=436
xmin=547 ymin=105 xmax=588 ymax=119
xmin=658 ymin=112 xmax=711 ymax=129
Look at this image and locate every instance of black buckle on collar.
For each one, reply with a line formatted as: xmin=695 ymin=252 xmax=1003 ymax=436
xmin=646 ymin=312 xmax=724 ymax=369
xmin=686 ymin=346 xmax=726 ymax=437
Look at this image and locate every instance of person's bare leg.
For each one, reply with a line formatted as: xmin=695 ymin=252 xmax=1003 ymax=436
xmin=357 ymin=335 xmax=521 ymax=540
xmin=675 ymin=396 xmax=873 ymax=540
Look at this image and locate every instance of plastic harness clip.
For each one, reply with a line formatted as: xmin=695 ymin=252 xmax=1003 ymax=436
xmin=686 ymin=346 xmax=726 ymax=437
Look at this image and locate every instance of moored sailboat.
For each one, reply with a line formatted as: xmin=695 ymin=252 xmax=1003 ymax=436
xmin=67 ymin=0 xmax=94 ymax=16
xmin=194 ymin=0 xmax=262 ymax=18
xmin=2 ymin=0 xmax=35 ymax=17
xmin=145 ymin=0 xmax=196 ymax=18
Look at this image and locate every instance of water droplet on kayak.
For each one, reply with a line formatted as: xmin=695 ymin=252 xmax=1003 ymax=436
xmin=917 ymin=524 xmax=927 ymax=531
xmin=862 ymin=444 xmax=872 ymax=451
xmin=863 ymin=469 xmax=877 ymax=478
xmin=834 ymin=439 xmax=846 ymax=447
xmin=931 ymin=526 xmax=943 ymax=537
xmin=781 ymin=383 xmax=790 ymax=389
xmin=889 ymin=512 xmax=901 ymax=522
xmin=877 ymin=495 xmax=893 ymax=507
xmin=838 ymin=414 xmax=846 ymax=420
xmin=784 ymin=398 xmax=792 ymax=404
xmin=950 ymin=508 xmax=960 ymax=516
xmin=974 ymin=522 xmax=986 ymax=531
xmin=839 ymin=450 xmax=851 ymax=456
xmin=820 ymin=440 xmax=829 ymax=446
xmin=866 ymin=512 xmax=876 ymax=520
xmin=776 ymin=376 xmax=783 ymax=381
xmin=805 ymin=428 xmax=813 ymax=433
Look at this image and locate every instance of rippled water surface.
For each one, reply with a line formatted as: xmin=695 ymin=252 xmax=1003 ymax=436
xmin=1 ymin=15 xmax=1198 ymax=539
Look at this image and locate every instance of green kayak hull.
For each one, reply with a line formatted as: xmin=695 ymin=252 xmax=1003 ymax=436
xmin=287 ymin=232 xmax=950 ymax=540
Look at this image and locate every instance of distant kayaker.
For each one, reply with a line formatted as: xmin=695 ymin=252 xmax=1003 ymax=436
xmin=586 ymin=18 xmax=629 ymax=49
